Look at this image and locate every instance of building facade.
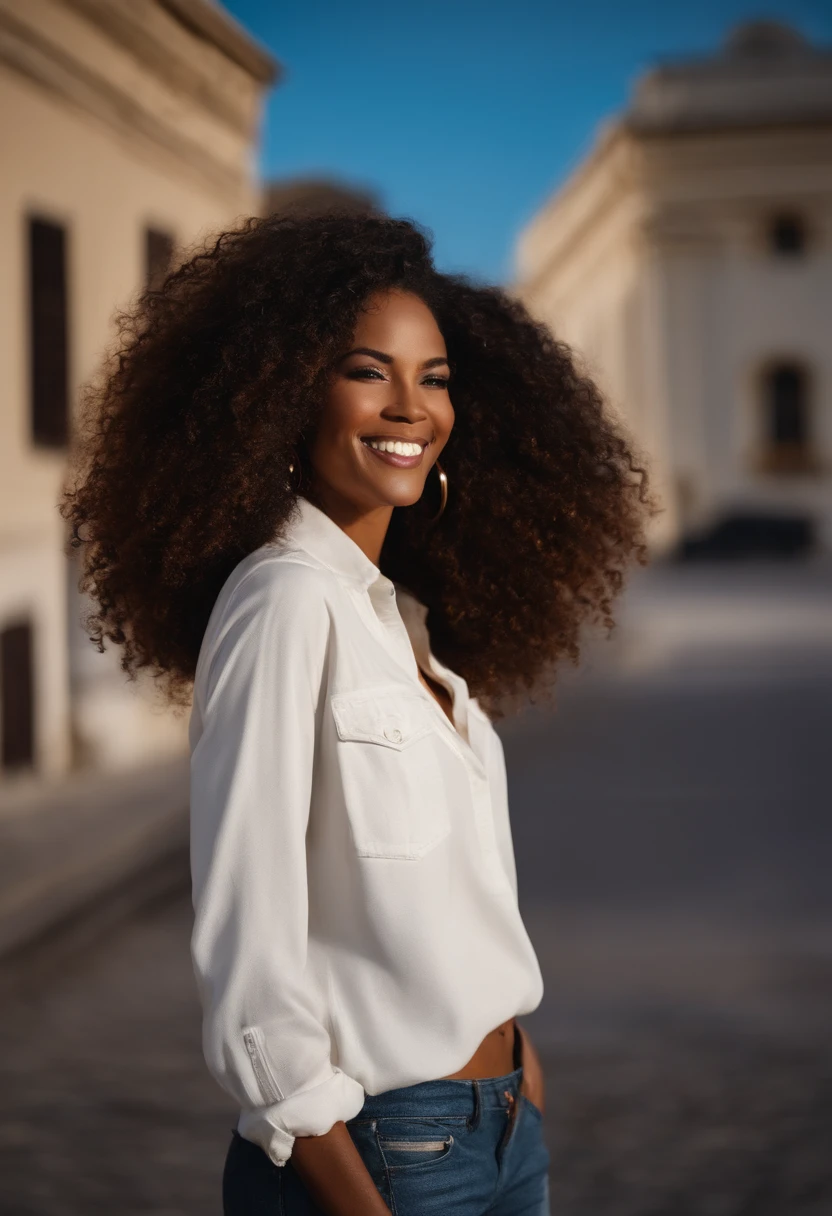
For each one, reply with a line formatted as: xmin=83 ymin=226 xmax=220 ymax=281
xmin=0 ymin=0 xmax=276 ymax=783
xmin=514 ymin=21 xmax=832 ymax=556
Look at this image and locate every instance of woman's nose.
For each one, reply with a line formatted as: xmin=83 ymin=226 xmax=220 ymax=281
xmin=380 ymin=384 xmax=428 ymax=422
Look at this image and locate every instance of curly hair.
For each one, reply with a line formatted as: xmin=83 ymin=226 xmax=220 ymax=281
xmin=60 ymin=210 xmax=657 ymax=720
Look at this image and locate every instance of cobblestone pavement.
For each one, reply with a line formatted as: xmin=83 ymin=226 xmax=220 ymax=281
xmin=543 ymin=1028 xmax=832 ymax=1216
xmin=0 ymin=897 xmax=234 ymax=1216
xmin=1 ymin=561 xmax=830 ymax=1215
xmin=2 ymin=893 xmax=830 ymax=1216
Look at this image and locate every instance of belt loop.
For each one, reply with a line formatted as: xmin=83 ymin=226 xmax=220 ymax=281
xmin=469 ymin=1079 xmax=482 ymax=1131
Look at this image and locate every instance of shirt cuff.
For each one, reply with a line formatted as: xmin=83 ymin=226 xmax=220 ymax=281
xmin=237 ymin=1066 xmax=366 ymax=1167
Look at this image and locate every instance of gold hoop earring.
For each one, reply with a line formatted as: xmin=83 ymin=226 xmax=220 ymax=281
xmin=428 ymin=460 xmax=448 ymax=524
xmin=287 ymin=451 xmax=304 ymax=494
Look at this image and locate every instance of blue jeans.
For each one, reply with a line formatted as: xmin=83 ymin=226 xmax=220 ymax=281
xmin=222 ymin=1061 xmax=551 ymax=1215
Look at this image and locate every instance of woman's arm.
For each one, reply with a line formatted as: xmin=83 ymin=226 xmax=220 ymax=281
xmin=190 ymin=561 xmax=383 ymax=1210
xmin=291 ymin=1124 xmax=391 ymax=1214
xmin=517 ymin=1021 xmax=546 ymax=1114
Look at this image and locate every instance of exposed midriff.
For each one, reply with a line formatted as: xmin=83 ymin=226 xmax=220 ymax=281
xmin=438 ymin=1016 xmax=517 ymax=1080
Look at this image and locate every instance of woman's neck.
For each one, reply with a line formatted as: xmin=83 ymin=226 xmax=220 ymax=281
xmin=303 ymin=487 xmax=393 ymax=568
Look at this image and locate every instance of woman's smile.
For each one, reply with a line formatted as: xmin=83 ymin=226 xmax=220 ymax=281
xmin=307 ymin=289 xmax=454 ymax=521
xmin=359 ymin=434 xmax=430 ymax=469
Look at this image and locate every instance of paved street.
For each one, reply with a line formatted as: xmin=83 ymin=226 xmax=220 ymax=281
xmin=507 ymin=559 xmax=832 ymax=1215
xmin=1 ymin=560 xmax=830 ymax=1215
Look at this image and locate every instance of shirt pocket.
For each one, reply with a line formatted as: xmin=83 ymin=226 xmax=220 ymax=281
xmin=330 ymin=685 xmax=452 ymax=860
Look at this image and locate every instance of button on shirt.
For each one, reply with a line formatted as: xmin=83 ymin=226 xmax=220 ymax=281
xmin=188 ymin=495 xmax=544 ymax=1167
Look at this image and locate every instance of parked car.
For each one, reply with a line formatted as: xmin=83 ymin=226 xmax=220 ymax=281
xmin=676 ymin=511 xmax=815 ymax=560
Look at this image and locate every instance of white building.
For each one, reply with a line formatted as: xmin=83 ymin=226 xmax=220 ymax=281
xmin=514 ymin=21 xmax=832 ymax=557
xmin=0 ymin=0 xmax=276 ymax=783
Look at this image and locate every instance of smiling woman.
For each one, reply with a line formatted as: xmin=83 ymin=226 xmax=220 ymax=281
xmin=306 ymin=290 xmax=454 ymax=529
xmin=59 ymin=210 xmax=655 ymax=1216
xmin=60 ymin=211 xmax=652 ymax=720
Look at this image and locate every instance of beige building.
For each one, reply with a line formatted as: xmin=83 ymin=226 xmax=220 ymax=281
xmin=266 ymin=176 xmax=380 ymax=217
xmin=0 ymin=0 xmax=276 ymax=784
xmin=514 ymin=21 xmax=832 ymax=556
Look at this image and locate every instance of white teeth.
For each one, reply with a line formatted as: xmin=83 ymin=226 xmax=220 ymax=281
xmin=365 ymin=439 xmax=423 ymax=457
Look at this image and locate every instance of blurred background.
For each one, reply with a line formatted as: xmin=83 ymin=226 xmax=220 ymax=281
xmin=0 ymin=1 xmax=830 ymax=1213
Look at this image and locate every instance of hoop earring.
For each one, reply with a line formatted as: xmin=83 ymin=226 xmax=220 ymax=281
xmin=428 ymin=460 xmax=448 ymax=524
xmin=287 ymin=451 xmax=304 ymax=494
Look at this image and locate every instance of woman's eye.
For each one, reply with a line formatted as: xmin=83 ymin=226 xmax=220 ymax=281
xmin=349 ymin=367 xmax=385 ymax=381
xmin=347 ymin=368 xmax=449 ymax=388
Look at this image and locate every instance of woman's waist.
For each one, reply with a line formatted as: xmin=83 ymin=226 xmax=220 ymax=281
xmin=437 ymin=1016 xmax=519 ymax=1081
xmin=349 ymin=1022 xmax=524 ymax=1122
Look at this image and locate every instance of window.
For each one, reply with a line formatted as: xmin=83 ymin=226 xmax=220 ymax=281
xmin=759 ymin=362 xmax=814 ymax=473
xmin=145 ymin=227 xmax=174 ymax=291
xmin=769 ymin=365 xmax=806 ymax=445
xmin=1 ymin=618 xmax=35 ymax=771
xmin=769 ymin=212 xmax=806 ymax=256
xmin=29 ymin=216 xmax=69 ymax=448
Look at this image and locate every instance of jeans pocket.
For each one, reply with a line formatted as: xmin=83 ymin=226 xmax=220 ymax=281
xmin=376 ymin=1119 xmax=459 ymax=1172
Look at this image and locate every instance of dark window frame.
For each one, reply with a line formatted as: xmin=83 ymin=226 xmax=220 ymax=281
xmin=145 ymin=226 xmax=175 ymax=292
xmin=758 ymin=361 xmax=815 ymax=475
xmin=28 ymin=214 xmax=70 ymax=448
xmin=768 ymin=212 xmax=807 ymax=257
xmin=1 ymin=617 xmax=35 ymax=771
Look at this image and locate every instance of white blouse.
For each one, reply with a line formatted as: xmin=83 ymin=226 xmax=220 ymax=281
xmin=188 ymin=494 xmax=544 ymax=1167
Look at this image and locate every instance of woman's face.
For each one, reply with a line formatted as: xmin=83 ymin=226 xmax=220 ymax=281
xmin=308 ymin=288 xmax=454 ymax=514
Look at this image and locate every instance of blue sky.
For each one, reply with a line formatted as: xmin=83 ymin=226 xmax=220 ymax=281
xmin=224 ymin=1 xmax=832 ymax=283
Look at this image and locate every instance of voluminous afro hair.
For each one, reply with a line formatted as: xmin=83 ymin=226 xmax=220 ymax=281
xmin=60 ymin=211 xmax=657 ymax=720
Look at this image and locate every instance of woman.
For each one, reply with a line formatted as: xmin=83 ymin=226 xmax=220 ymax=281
xmin=61 ymin=211 xmax=652 ymax=1215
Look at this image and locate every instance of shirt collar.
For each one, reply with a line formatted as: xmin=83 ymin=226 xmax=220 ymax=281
xmin=276 ymin=494 xmax=431 ymax=649
xmin=277 ymin=495 xmax=382 ymax=591
xmin=275 ymin=495 xmax=471 ymax=743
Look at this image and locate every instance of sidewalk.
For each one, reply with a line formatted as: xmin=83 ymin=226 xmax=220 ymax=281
xmin=0 ymin=753 xmax=190 ymax=963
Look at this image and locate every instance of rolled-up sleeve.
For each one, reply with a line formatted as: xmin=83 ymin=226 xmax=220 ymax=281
xmin=189 ymin=561 xmax=365 ymax=1166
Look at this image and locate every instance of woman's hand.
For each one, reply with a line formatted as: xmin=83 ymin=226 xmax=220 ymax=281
xmin=516 ymin=1021 xmax=546 ymax=1115
xmin=291 ymin=1122 xmax=392 ymax=1214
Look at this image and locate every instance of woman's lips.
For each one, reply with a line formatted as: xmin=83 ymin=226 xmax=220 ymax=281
xmin=361 ymin=439 xmax=426 ymax=469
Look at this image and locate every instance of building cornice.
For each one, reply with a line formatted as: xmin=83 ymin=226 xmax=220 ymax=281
xmin=516 ymin=22 xmax=832 ymax=300
xmin=626 ymin=115 xmax=832 ymax=144
xmin=515 ymin=123 xmax=641 ymax=296
xmin=0 ymin=0 xmax=274 ymax=202
xmin=63 ymin=0 xmax=278 ymax=137
xmin=516 ymin=117 xmax=832 ymax=299
xmin=159 ymin=0 xmax=278 ymax=85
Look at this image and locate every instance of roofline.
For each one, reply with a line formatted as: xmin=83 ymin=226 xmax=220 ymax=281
xmin=159 ymin=0 xmax=280 ymax=84
xmin=623 ymin=113 xmax=832 ymax=139
xmin=516 ymin=121 xmax=625 ymax=256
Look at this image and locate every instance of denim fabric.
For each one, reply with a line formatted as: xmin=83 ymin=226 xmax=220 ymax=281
xmin=222 ymin=1061 xmax=551 ymax=1215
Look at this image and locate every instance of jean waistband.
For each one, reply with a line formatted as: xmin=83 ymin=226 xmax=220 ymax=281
xmin=354 ymin=1023 xmax=525 ymax=1119
xmin=355 ymin=1064 xmax=524 ymax=1119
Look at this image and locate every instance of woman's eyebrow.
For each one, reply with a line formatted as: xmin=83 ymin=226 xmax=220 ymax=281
xmin=343 ymin=347 xmax=449 ymax=369
xmin=344 ymin=346 xmax=392 ymax=362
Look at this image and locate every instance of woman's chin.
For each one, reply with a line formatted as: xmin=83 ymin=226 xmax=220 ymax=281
xmin=386 ymin=486 xmax=429 ymax=510
xmin=363 ymin=476 xmax=428 ymax=511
